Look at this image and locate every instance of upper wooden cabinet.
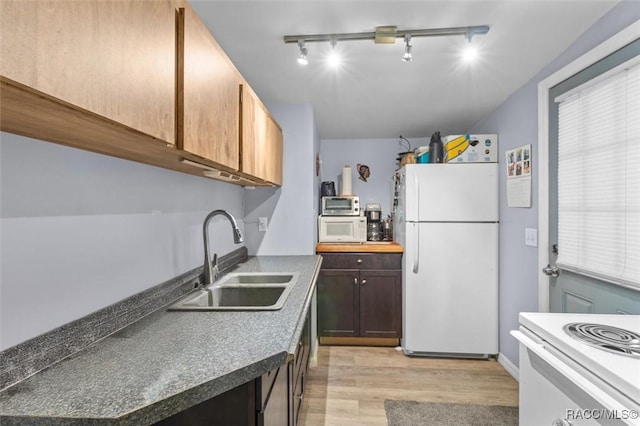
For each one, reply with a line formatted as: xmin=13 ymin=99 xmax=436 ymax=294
xmin=1 ymin=1 xmax=283 ymax=186
xmin=0 ymin=0 xmax=176 ymax=144
xmin=177 ymin=5 xmax=240 ymax=172
xmin=240 ymin=84 xmax=283 ymax=185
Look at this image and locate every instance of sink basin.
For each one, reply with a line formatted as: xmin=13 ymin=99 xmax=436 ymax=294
xmin=169 ymin=272 xmax=298 ymax=311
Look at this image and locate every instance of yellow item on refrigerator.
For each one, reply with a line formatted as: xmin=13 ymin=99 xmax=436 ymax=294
xmin=444 ymin=134 xmax=498 ymax=163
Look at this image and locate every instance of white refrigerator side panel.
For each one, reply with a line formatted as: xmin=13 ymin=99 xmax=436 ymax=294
xmin=402 ymin=222 xmax=499 ymax=355
xmin=404 ymin=163 xmax=498 ymax=222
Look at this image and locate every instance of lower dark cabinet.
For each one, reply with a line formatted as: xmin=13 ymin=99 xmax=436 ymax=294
xmin=317 ymin=269 xmax=359 ymax=337
xmin=155 ymin=380 xmax=256 ymax=426
xmin=359 ymin=270 xmax=402 ymax=338
xmin=156 ymin=308 xmax=312 ymax=426
xmin=317 ymin=253 xmax=402 ymax=340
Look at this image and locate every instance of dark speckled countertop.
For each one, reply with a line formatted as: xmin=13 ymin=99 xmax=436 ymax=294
xmin=0 ymin=255 xmax=321 ymax=425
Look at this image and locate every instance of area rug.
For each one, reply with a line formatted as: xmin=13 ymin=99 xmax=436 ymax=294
xmin=385 ymin=400 xmax=518 ymax=426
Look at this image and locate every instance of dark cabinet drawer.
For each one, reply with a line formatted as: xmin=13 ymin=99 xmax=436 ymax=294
xmin=321 ymin=253 xmax=401 ymax=270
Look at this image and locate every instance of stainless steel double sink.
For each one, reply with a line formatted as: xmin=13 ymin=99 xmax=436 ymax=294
xmin=169 ymin=272 xmax=299 ymax=311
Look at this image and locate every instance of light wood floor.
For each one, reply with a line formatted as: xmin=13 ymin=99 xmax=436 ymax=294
xmin=299 ymin=345 xmax=519 ymax=426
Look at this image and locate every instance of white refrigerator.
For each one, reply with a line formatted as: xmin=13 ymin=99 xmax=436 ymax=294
xmin=395 ymin=163 xmax=499 ymax=357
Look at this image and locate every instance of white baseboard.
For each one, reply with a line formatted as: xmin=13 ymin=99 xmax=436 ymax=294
xmin=498 ymin=352 xmax=519 ymax=382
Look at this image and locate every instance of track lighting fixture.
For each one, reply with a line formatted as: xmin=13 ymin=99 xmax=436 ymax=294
xmin=402 ymin=34 xmax=413 ymax=62
xmin=297 ymin=40 xmax=308 ymax=65
xmin=284 ymin=25 xmax=489 ymax=64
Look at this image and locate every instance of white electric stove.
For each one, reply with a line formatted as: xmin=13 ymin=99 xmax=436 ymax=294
xmin=512 ymin=312 xmax=640 ymax=425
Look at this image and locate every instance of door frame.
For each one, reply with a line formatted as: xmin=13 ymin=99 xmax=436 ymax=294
xmin=536 ymin=20 xmax=640 ymax=312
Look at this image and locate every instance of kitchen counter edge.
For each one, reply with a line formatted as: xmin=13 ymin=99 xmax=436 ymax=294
xmin=0 ymin=255 xmax=322 ymax=425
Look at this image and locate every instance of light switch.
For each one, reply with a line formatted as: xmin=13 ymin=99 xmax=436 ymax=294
xmin=525 ymin=228 xmax=537 ymax=247
xmin=259 ymin=217 xmax=268 ymax=232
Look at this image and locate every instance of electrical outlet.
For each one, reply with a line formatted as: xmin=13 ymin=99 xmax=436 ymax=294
xmin=258 ymin=217 xmax=268 ymax=232
xmin=525 ymin=228 xmax=538 ymax=247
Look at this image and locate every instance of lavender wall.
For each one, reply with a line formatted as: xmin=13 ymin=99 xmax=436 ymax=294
xmin=0 ymin=102 xmax=319 ymax=351
xmin=469 ymin=1 xmax=640 ymax=368
xmin=243 ymin=103 xmax=318 ymax=256
xmin=320 ymin=137 xmax=428 ymax=218
xmin=0 ymin=133 xmax=244 ymax=350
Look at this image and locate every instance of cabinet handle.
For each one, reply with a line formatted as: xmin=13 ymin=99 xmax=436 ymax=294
xmin=354 ymin=278 xmax=358 ymax=284
xmin=356 ymin=258 xmax=362 ymax=264
xmin=361 ymin=279 xmax=367 ymax=285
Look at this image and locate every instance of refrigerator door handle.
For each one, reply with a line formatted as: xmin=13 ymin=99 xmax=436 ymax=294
xmin=412 ymin=222 xmax=419 ymax=273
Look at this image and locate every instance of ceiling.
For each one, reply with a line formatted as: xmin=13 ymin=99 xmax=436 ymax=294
xmin=191 ymin=1 xmax=619 ymax=140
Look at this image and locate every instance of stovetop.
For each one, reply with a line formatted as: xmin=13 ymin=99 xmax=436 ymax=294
xmin=564 ymin=322 xmax=640 ymax=358
xmin=519 ymin=312 xmax=640 ymax=405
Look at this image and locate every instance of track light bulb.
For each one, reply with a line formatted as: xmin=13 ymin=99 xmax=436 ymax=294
xmin=328 ymin=51 xmax=341 ymax=67
xmin=462 ymin=44 xmax=478 ymax=62
xmin=297 ymin=48 xmax=308 ymax=65
xmin=403 ymin=45 xmax=413 ymax=62
xmin=402 ymin=35 xmax=413 ymax=62
xmin=297 ymin=41 xmax=308 ymax=65
xmin=328 ymin=39 xmax=341 ymax=68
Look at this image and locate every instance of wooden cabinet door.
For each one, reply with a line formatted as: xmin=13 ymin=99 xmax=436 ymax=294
xmin=0 ymin=0 xmax=176 ymax=144
xmin=359 ymin=270 xmax=402 ymax=338
xmin=317 ymin=269 xmax=359 ymax=337
xmin=265 ymin=115 xmax=283 ymax=185
xmin=179 ymin=5 xmax=239 ymax=170
xmin=240 ymin=84 xmax=283 ymax=185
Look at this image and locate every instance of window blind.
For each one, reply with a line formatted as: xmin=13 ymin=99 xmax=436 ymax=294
xmin=556 ymin=60 xmax=640 ymax=290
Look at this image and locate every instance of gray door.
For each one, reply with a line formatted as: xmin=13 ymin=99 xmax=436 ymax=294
xmin=547 ymin=39 xmax=640 ymax=314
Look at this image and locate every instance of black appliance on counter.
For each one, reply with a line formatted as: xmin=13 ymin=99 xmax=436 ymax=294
xmin=365 ymin=203 xmax=382 ymax=241
xmin=321 ymin=181 xmax=336 ymax=197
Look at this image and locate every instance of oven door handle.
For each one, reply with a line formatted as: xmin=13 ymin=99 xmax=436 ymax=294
xmin=511 ymin=330 xmax=633 ymax=419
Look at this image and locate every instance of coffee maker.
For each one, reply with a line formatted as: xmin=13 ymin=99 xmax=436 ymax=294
xmin=365 ymin=203 xmax=382 ymax=241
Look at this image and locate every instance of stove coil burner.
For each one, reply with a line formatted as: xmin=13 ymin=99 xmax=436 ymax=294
xmin=564 ymin=323 xmax=640 ymax=358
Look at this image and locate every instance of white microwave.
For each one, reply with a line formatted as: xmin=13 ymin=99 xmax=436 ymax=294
xmin=318 ymin=215 xmax=367 ymax=243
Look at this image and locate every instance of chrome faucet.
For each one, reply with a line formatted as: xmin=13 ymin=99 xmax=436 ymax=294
xmin=202 ymin=210 xmax=244 ymax=286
